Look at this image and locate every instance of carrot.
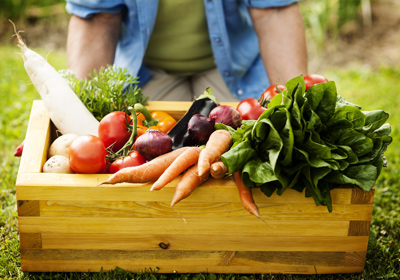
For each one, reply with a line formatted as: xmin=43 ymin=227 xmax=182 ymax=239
xmin=99 ymin=147 xmax=191 ymax=185
xmin=210 ymin=160 xmax=229 ymax=179
xmin=197 ymin=129 xmax=232 ymax=176
xmin=233 ymin=171 xmax=276 ymax=228
xmin=171 ymin=164 xmax=210 ymax=207
xmin=150 ymin=147 xmax=202 ymax=191
xmin=10 ymin=21 xmax=99 ymax=136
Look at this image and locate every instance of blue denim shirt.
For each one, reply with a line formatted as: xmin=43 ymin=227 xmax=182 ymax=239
xmin=66 ymin=0 xmax=297 ymax=100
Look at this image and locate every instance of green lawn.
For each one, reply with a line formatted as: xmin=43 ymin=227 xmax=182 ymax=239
xmin=0 ymin=45 xmax=399 ymax=280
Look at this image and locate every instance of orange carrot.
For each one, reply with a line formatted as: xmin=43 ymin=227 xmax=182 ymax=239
xmin=233 ymin=171 xmax=276 ymax=228
xmin=210 ymin=160 xmax=229 ymax=179
xmin=233 ymin=171 xmax=260 ymax=217
xmin=171 ymin=164 xmax=210 ymax=207
xmin=150 ymin=146 xmax=202 ymax=191
xmin=99 ymin=147 xmax=190 ymax=185
xmin=197 ymin=129 xmax=232 ymax=176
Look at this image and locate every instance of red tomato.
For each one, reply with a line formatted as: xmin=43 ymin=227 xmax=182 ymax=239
xmin=69 ymin=135 xmax=107 ymax=174
xmin=260 ymin=84 xmax=285 ymax=101
xmin=236 ymin=98 xmax=266 ymax=120
xmin=304 ymin=74 xmax=328 ymax=90
xmin=109 ymin=150 xmax=147 ymax=173
xmin=99 ymin=111 xmax=132 ymax=152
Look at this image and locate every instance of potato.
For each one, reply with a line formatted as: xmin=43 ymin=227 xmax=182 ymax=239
xmin=43 ymin=155 xmax=73 ymax=174
xmin=48 ymin=133 xmax=78 ymax=158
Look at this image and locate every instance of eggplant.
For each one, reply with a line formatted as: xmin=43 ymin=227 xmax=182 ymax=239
xmin=168 ymin=87 xmax=219 ymax=149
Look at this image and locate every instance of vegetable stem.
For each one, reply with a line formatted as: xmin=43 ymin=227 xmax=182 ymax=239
xmin=134 ymin=103 xmax=159 ymax=127
xmin=107 ymin=106 xmax=138 ymax=160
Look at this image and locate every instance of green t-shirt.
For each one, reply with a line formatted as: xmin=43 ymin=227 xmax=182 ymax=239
xmin=144 ymin=0 xmax=216 ymax=76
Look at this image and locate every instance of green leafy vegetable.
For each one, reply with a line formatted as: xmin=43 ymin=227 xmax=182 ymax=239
xmin=221 ymin=75 xmax=392 ymax=212
xmin=60 ymin=66 xmax=149 ymax=121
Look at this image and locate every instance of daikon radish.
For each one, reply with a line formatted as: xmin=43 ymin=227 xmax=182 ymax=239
xmin=11 ymin=21 xmax=99 ymax=136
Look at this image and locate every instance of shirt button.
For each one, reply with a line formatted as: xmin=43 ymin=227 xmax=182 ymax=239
xmin=214 ymin=38 xmax=221 ymax=43
xmin=237 ymin=89 xmax=243 ymax=95
xmin=224 ymin=72 xmax=231 ymax=77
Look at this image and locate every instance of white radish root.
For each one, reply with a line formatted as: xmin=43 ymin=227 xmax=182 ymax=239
xmin=10 ymin=20 xmax=99 ymax=136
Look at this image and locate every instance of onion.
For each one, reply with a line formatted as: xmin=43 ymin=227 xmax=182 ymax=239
xmin=209 ymin=105 xmax=242 ymax=129
xmin=135 ymin=129 xmax=172 ymax=160
xmin=188 ymin=114 xmax=216 ymax=145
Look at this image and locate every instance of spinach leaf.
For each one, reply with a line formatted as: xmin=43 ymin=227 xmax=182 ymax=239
xmin=221 ymin=75 xmax=392 ymax=212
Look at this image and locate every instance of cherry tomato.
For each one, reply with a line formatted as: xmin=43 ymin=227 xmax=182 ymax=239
xmin=109 ymin=150 xmax=147 ymax=174
xmin=99 ymin=111 xmax=132 ymax=152
xmin=260 ymin=84 xmax=285 ymax=101
xmin=236 ymin=98 xmax=266 ymax=120
xmin=69 ymin=135 xmax=107 ymax=174
xmin=304 ymin=74 xmax=328 ymax=90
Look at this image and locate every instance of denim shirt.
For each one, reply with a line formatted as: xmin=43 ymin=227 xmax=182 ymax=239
xmin=66 ymin=0 xmax=297 ymax=100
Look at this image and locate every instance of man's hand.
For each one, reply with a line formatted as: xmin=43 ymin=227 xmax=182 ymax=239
xmin=67 ymin=13 xmax=123 ymax=79
xmin=249 ymin=3 xmax=308 ymax=85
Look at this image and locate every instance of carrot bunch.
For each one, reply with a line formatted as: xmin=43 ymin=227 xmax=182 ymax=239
xmin=99 ymin=128 xmax=271 ymax=225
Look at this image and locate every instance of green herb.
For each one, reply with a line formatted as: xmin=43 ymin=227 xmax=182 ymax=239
xmin=220 ymin=75 xmax=392 ymax=212
xmin=60 ymin=66 xmax=149 ymax=121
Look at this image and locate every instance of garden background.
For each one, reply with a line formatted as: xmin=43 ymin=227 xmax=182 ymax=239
xmin=1 ymin=0 xmax=399 ymax=279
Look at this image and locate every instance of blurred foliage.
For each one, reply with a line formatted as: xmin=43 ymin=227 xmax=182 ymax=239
xmin=0 ymin=0 xmax=66 ymax=22
xmin=301 ymin=0 xmax=372 ymax=50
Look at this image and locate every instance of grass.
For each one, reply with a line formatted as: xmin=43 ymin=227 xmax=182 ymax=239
xmin=0 ymin=45 xmax=399 ymax=279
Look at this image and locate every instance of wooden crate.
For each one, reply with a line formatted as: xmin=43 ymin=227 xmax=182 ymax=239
xmin=16 ymin=100 xmax=374 ymax=274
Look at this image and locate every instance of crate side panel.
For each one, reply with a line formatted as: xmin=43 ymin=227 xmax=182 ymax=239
xmin=18 ymin=216 xmax=350 ymax=236
xmin=36 ymin=200 xmax=373 ymax=221
xmin=40 ymin=233 xmax=369 ymax=252
xmin=15 ymin=175 xmax=356 ymax=204
xmin=20 ymin=249 xmax=366 ymax=274
xmin=17 ymin=100 xmax=50 ymax=174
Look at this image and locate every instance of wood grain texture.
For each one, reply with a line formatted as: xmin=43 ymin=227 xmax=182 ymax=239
xmin=17 ymin=100 xmax=50 ymax=174
xmin=16 ymin=175 xmax=354 ymax=204
xmin=34 ymin=200 xmax=373 ymax=221
xmin=348 ymin=221 xmax=372 ymax=236
xmin=17 ymin=200 xmax=40 ymax=216
xmin=18 ymin=216 xmax=351 ymax=236
xmin=19 ymin=233 xmax=42 ymax=249
xmin=352 ymin=186 xmax=375 ymax=204
xmin=19 ymin=249 xmax=367 ymax=274
xmin=39 ymin=233 xmax=369 ymax=252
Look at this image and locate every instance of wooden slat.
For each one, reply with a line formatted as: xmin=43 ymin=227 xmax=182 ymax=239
xmin=17 ymin=100 xmax=50 ymax=174
xmin=20 ymin=250 xmax=366 ymax=274
xmin=20 ymin=249 xmax=360 ymax=266
xmin=16 ymin=175 xmax=355 ymax=204
xmin=35 ymin=200 xmax=373 ymax=221
xmin=39 ymin=233 xmax=369 ymax=252
xmin=18 ymin=216 xmax=350 ymax=236
xmin=20 ymin=260 xmax=366 ymax=274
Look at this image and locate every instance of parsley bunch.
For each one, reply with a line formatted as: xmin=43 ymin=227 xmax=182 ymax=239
xmin=60 ymin=66 xmax=149 ymax=121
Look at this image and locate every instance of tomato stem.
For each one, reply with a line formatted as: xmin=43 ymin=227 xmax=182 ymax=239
xmin=107 ymin=107 xmax=138 ymax=161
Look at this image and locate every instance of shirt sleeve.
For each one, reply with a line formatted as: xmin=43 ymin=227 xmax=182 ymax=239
xmin=243 ymin=0 xmax=298 ymax=8
xmin=65 ymin=0 xmax=126 ymax=18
